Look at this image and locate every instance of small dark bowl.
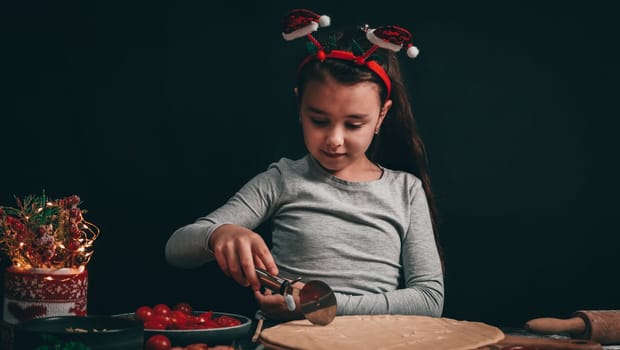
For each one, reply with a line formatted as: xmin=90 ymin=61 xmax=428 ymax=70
xmin=115 ymin=311 xmax=252 ymax=347
xmin=11 ymin=315 xmax=143 ymax=350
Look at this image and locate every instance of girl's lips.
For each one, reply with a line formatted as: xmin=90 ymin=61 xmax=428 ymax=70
xmin=322 ymin=151 xmax=345 ymax=158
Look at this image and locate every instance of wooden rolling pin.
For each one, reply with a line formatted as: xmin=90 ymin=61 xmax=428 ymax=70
xmin=525 ymin=310 xmax=620 ymax=345
xmin=477 ymin=335 xmax=602 ymax=349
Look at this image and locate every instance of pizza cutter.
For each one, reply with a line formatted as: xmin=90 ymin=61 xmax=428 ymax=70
xmin=255 ymin=268 xmax=337 ymax=326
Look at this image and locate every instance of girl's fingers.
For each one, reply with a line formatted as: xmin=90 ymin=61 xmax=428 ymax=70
xmin=237 ymin=240 xmax=257 ymax=288
xmin=213 ymin=245 xmax=230 ymax=278
xmin=255 ymin=290 xmax=296 ymax=320
xmin=253 ymin=254 xmax=267 ymax=291
xmin=254 ymin=289 xmax=274 ymax=304
xmin=254 ymin=290 xmax=277 ymax=308
xmin=212 ymin=227 xmax=278 ymax=290
xmin=224 ymin=243 xmax=248 ymax=287
xmin=254 ymin=254 xmax=266 ymax=270
xmin=246 ymin=239 xmax=278 ymax=291
xmin=255 ymin=243 xmax=279 ymax=276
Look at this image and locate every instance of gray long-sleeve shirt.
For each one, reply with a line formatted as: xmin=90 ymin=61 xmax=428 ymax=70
xmin=165 ymin=155 xmax=444 ymax=316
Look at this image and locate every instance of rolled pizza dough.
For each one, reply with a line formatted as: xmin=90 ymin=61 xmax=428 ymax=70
xmin=260 ymin=315 xmax=505 ymax=350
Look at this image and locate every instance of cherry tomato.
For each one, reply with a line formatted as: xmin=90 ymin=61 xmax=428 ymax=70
xmin=143 ymin=320 xmax=166 ymax=330
xmin=152 ymin=303 xmax=172 ymax=316
xmin=135 ymin=306 xmax=154 ymax=322
xmin=168 ymin=310 xmax=188 ymax=329
xmin=216 ymin=315 xmax=241 ymax=327
xmin=189 ymin=315 xmax=220 ymax=329
xmin=197 ymin=311 xmax=212 ymax=320
xmin=204 ymin=318 xmax=221 ymax=329
xmin=172 ymin=302 xmax=193 ymax=315
xmin=182 ymin=323 xmax=201 ymax=329
xmin=144 ymin=334 xmax=171 ymax=350
xmin=150 ymin=315 xmax=173 ymax=328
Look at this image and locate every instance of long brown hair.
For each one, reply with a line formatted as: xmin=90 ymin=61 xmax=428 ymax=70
xmin=295 ymin=28 xmax=444 ymax=269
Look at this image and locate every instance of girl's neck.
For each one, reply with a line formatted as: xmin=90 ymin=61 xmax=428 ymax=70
xmin=314 ymin=156 xmax=384 ymax=182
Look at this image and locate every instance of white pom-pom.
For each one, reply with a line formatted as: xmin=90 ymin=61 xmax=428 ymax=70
xmin=407 ymin=45 xmax=419 ymax=58
xmin=318 ymin=15 xmax=331 ymax=27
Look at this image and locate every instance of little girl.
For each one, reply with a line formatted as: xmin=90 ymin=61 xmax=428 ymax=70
xmin=165 ymin=9 xmax=444 ymax=322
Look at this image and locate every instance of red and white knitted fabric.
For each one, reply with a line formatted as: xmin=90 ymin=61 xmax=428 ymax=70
xmin=3 ymin=266 xmax=88 ymax=324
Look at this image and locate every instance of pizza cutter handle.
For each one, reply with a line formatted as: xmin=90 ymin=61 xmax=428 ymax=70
xmin=256 ymin=267 xmax=289 ymax=293
xmin=255 ymin=268 xmax=296 ymax=311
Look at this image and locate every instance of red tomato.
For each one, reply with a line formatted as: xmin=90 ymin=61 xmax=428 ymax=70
xmin=172 ymin=302 xmax=193 ymax=315
xmin=193 ymin=315 xmax=208 ymax=325
xmin=197 ymin=311 xmax=212 ymax=320
xmin=135 ymin=306 xmax=154 ymax=322
xmin=143 ymin=320 xmax=166 ymax=330
xmin=150 ymin=315 xmax=173 ymax=328
xmin=186 ymin=314 xmax=218 ymax=329
xmin=152 ymin=304 xmax=172 ymax=316
xmin=144 ymin=334 xmax=171 ymax=350
xmin=181 ymin=323 xmax=201 ymax=330
xmin=168 ymin=310 xmax=188 ymax=329
xmin=216 ymin=315 xmax=241 ymax=327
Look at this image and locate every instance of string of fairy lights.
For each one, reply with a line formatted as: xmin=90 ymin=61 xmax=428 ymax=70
xmin=0 ymin=193 xmax=99 ymax=269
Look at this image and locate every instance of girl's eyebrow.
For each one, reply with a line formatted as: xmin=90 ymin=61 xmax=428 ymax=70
xmin=306 ymin=105 xmax=369 ymax=119
xmin=346 ymin=114 xmax=370 ymax=120
xmin=306 ymin=105 xmax=327 ymax=115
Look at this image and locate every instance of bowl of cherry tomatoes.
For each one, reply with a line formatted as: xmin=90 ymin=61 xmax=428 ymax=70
xmin=115 ymin=302 xmax=252 ymax=347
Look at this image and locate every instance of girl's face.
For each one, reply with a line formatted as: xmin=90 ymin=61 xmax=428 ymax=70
xmin=298 ymin=77 xmax=391 ymax=180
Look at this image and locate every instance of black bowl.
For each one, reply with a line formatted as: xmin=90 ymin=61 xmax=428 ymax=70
xmin=115 ymin=311 xmax=252 ymax=347
xmin=10 ymin=315 xmax=143 ymax=350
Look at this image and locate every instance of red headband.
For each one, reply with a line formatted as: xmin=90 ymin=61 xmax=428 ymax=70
xmin=281 ymin=9 xmax=419 ymax=99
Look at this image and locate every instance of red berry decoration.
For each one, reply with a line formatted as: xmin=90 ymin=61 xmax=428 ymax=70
xmin=67 ymin=239 xmax=81 ymax=251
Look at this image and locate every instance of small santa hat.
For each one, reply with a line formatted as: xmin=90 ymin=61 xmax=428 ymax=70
xmin=281 ymin=9 xmax=331 ymax=41
xmin=366 ymin=25 xmax=419 ymax=58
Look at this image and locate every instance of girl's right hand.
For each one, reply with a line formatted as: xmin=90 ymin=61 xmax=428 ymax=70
xmin=208 ymin=224 xmax=278 ymax=291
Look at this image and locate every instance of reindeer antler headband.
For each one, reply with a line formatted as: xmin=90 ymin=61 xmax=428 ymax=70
xmin=281 ymin=9 xmax=419 ymax=99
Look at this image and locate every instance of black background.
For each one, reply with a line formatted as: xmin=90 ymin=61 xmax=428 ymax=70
xmin=1 ymin=1 xmax=618 ymax=328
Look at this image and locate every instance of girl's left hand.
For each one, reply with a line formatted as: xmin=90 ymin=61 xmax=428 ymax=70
xmin=254 ymin=283 xmax=305 ymax=322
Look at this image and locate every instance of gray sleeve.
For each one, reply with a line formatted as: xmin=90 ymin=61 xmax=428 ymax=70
xmin=334 ymin=181 xmax=444 ymax=317
xmin=165 ymin=165 xmax=283 ymax=268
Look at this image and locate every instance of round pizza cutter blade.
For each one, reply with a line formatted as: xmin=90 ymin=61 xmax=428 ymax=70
xmin=299 ymin=280 xmax=337 ymax=326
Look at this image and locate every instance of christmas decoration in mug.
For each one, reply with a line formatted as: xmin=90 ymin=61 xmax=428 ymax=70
xmin=0 ymin=192 xmax=99 ymax=269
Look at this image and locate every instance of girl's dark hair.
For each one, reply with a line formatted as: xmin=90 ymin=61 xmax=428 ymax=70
xmin=295 ymin=28 xmax=444 ymax=270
